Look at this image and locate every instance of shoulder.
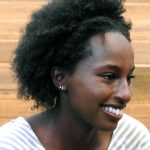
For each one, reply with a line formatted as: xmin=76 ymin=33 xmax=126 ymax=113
xmin=119 ymin=114 xmax=150 ymax=138
xmin=120 ymin=113 xmax=149 ymax=133
xmin=111 ymin=114 xmax=150 ymax=150
xmin=0 ymin=117 xmax=44 ymax=149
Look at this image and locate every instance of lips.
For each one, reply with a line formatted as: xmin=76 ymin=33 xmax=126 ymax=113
xmin=102 ymin=106 xmax=123 ymax=116
xmin=100 ymin=104 xmax=125 ymax=120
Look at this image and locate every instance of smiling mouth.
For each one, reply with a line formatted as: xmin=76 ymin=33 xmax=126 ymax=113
xmin=100 ymin=104 xmax=124 ymax=120
xmin=102 ymin=106 xmax=123 ymax=116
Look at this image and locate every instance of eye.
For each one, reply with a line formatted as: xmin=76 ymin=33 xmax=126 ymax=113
xmin=127 ymin=75 xmax=135 ymax=84
xmin=99 ymin=73 xmax=118 ymax=81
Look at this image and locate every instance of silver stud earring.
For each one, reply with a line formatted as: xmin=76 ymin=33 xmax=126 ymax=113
xmin=59 ymin=86 xmax=64 ymax=90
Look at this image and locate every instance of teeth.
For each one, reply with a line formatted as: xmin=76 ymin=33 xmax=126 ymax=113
xmin=109 ymin=107 xmax=112 ymax=112
xmin=103 ymin=106 xmax=123 ymax=116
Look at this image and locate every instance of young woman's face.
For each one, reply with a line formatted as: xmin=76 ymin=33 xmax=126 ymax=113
xmin=65 ymin=32 xmax=135 ymax=131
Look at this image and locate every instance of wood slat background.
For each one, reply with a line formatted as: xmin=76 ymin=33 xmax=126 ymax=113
xmin=0 ymin=0 xmax=150 ymax=130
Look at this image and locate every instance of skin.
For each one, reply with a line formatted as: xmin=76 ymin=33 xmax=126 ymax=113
xmin=27 ymin=31 xmax=135 ymax=150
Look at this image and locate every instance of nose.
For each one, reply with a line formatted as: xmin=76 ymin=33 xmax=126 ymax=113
xmin=115 ymin=79 xmax=132 ymax=104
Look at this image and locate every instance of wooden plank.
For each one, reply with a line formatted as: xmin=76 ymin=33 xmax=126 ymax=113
xmin=0 ymin=100 xmax=148 ymax=120
xmin=0 ymin=2 xmax=149 ymax=20
xmin=0 ymin=89 xmax=17 ymax=99
xmin=1 ymin=0 xmax=149 ymax=2
xmin=0 ymin=99 xmax=39 ymax=118
xmin=0 ymin=119 xmax=13 ymax=126
xmin=0 ymin=63 xmax=16 ymax=88
xmin=132 ymin=41 xmax=150 ymax=64
xmin=0 ymin=99 xmax=40 ymax=126
xmin=125 ymin=104 xmax=150 ymax=130
xmin=132 ymin=21 xmax=150 ymax=32
xmin=0 ymin=0 xmax=47 ymax=2
xmin=0 ymin=99 xmax=150 ymax=129
xmin=0 ymin=64 xmax=150 ymax=102
xmin=0 ymin=2 xmax=47 ymax=20
xmin=0 ymin=63 xmax=17 ymax=98
xmin=126 ymin=0 xmax=150 ymax=2
xmin=0 ymin=4 xmax=149 ymax=41
xmin=124 ymin=3 xmax=150 ymax=20
xmin=0 ymin=40 xmax=17 ymax=63
xmin=0 ymin=67 xmax=150 ymax=129
xmin=1 ymin=40 xmax=150 ymax=64
xmin=0 ymin=21 xmax=26 ymax=40
xmin=125 ymin=104 xmax=150 ymax=118
xmin=131 ymin=32 xmax=150 ymax=41
xmin=130 ymin=67 xmax=150 ymax=104
xmin=0 ymin=101 xmax=149 ymax=129
xmin=0 ymin=20 xmax=150 ymax=64
xmin=0 ymin=0 xmax=150 ymax=130
xmin=131 ymin=21 xmax=150 ymax=41
xmin=1 ymin=20 xmax=150 ymax=40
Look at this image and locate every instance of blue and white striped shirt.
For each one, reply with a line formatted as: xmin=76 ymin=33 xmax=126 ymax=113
xmin=0 ymin=114 xmax=150 ymax=150
xmin=0 ymin=117 xmax=44 ymax=150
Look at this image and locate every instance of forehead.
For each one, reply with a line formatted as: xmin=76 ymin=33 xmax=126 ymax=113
xmin=73 ymin=32 xmax=134 ymax=73
xmin=88 ymin=32 xmax=134 ymax=64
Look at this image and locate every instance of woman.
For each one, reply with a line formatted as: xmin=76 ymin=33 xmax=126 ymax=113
xmin=0 ymin=0 xmax=150 ymax=149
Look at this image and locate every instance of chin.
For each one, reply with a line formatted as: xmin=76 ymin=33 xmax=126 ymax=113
xmin=97 ymin=122 xmax=119 ymax=132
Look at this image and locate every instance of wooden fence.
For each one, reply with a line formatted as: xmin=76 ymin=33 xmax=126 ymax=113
xmin=0 ymin=0 xmax=150 ymax=130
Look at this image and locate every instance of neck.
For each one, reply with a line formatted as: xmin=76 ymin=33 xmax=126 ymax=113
xmin=27 ymin=108 xmax=113 ymax=150
xmin=49 ymin=103 xmax=113 ymax=150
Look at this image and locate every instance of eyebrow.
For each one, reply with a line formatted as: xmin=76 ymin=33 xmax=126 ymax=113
xmin=99 ymin=64 xmax=135 ymax=72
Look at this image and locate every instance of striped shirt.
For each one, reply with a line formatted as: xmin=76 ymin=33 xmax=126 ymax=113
xmin=108 ymin=114 xmax=150 ymax=150
xmin=0 ymin=114 xmax=150 ymax=150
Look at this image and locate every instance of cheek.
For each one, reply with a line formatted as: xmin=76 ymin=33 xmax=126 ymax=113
xmin=66 ymin=77 xmax=116 ymax=126
xmin=66 ymin=78 xmax=95 ymax=112
xmin=67 ymin=77 xmax=112 ymax=111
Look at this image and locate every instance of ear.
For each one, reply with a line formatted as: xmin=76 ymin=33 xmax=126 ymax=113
xmin=51 ymin=67 xmax=67 ymax=91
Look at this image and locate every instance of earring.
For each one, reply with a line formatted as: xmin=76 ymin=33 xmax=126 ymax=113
xmin=59 ymin=86 xmax=64 ymax=90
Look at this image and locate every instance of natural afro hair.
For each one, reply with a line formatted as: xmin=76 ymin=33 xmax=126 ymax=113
xmin=12 ymin=0 xmax=131 ymax=110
